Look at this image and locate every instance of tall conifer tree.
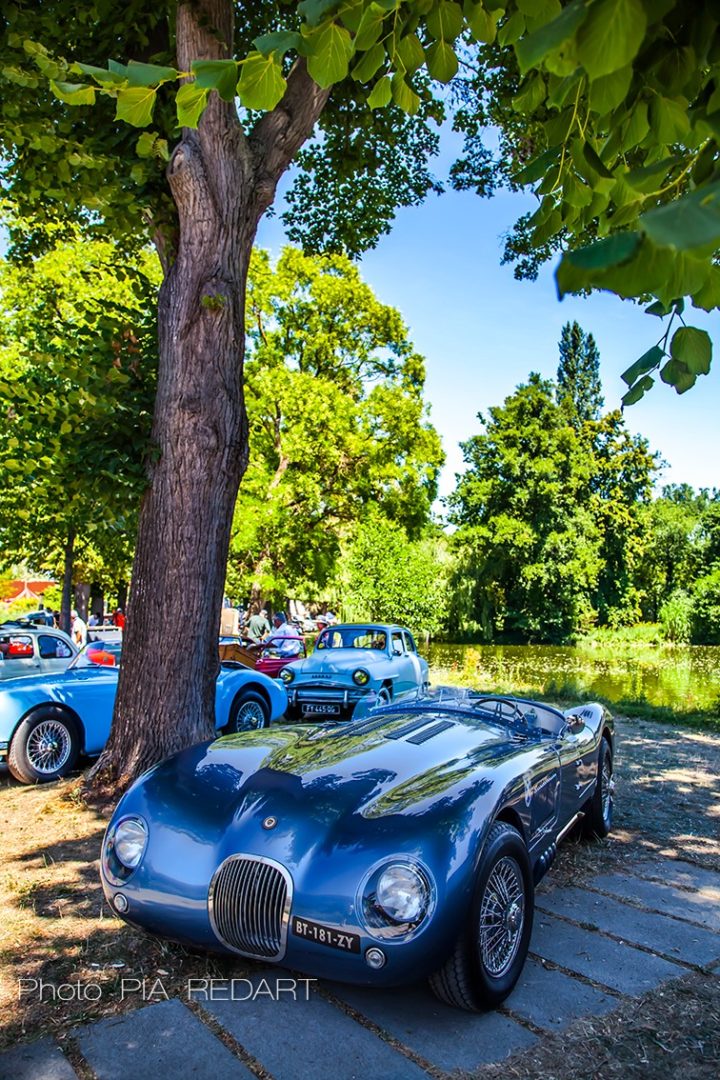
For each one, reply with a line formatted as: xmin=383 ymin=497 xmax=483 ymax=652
xmin=557 ymin=322 xmax=604 ymax=426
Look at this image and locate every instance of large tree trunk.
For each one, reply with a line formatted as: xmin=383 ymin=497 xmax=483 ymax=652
xmin=87 ymin=0 xmax=328 ymax=794
xmin=60 ymin=526 xmax=75 ymax=635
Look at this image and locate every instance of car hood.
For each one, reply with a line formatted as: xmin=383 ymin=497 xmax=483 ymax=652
xmin=291 ymin=649 xmax=387 ymax=677
xmin=128 ymin=709 xmax=539 ymax=839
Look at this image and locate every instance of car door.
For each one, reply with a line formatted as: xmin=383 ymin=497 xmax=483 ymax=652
xmin=58 ymin=668 xmax=119 ymax=755
xmin=557 ymin=714 xmax=600 ymax=826
xmin=37 ymin=633 xmax=76 ymax=675
xmin=402 ymin=631 xmax=426 ymax=692
xmin=389 ymin=630 xmax=414 ymax=694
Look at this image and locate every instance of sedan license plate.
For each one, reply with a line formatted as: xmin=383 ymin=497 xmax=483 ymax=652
xmin=303 ymin=703 xmax=341 ymax=715
xmin=292 ymin=916 xmax=360 ymax=953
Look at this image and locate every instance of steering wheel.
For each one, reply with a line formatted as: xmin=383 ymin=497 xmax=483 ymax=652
xmin=472 ymin=695 xmax=529 ymax=729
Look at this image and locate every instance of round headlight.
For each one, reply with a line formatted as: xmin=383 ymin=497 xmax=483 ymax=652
xmin=113 ymin=817 xmax=148 ymax=869
xmin=280 ymin=666 xmax=295 ymax=684
xmin=376 ymin=864 xmax=428 ymax=924
xmin=352 ymin=668 xmax=370 ymax=686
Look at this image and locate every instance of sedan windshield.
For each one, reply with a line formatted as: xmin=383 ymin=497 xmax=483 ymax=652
xmin=69 ymin=641 xmax=122 ymax=670
xmin=316 ymin=628 xmax=387 ymax=651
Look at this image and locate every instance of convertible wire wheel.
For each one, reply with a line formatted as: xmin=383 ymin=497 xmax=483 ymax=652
xmin=478 ymin=855 xmax=525 ymax=977
xmin=26 ymin=719 xmax=72 ymax=775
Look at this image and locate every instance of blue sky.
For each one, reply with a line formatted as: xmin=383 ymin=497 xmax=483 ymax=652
xmin=258 ymin=137 xmax=719 ymax=507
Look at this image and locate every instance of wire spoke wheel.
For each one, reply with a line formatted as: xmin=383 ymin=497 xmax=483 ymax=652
xmin=234 ymin=699 xmax=267 ymax=731
xmin=26 ymin=720 xmax=72 ymax=775
xmin=601 ymin=753 xmax=614 ymax=827
xmin=478 ymin=855 xmax=525 ymax=978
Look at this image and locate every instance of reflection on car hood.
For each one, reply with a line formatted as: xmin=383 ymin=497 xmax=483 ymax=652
xmin=292 ymin=648 xmax=386 ymax=676
xmin=136 ymin=709 xmax=536 ymax=838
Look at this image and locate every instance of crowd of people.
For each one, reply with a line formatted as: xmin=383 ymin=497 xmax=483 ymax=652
xmin=241 ymin=606 xmax=337 ymax=655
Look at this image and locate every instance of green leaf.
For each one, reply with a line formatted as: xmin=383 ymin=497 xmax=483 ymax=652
xmin=109 ymin=60 xmax=178 ymax=87
xmin=621 ymin=374 xmax=654 ymax=406
xmin=238 ymin=53 xmax=287 ymax=109
xmin=499 ymin=11 xmax=527 ymax=46
xmin=191 ymin=60 xmax=239 ymax=102
xmin=175 ymin=82 xmax=209 ymax=128
xmin=355 ymin=3 xmax=387 ymax=50
xmin=640 ymin=181 xmax=720 ymax=252
xmin=135 ymin=131 xmax=169 ymax=161
xmin=367 ymin=75 xmax=392 ymax=108
xmin=391 ymin=72 xmax=420 ymax=114
xmin=73 ymin=62 xmax=127 ymax=87
xmin=622 ymin=100 xmax=649 ymax=149
xmin=576 ymin=0 xmax=646 ymax=78
xmin=670 ymin=326 xmax=712 ymax=375
xmin=512 ymin=145 xmax=561 ymax=185
xmin=352 ymin=43 xmax=386 ymax=82
xmin=660 ymin=357 xmax=696 ymax=393
xmin=426 ymin=40 xmax=458 ymax=82
xmin=115 ymin=85 xmax=157 ymax=127
xmin=515 ymin=0 xmax=590 ymax=75
xmin=297 ymin=0 xmax=341 ymax=26
xmin=253 ymin=30 xmax=303 ymax=57
xmin=464 ymin=2 xmax=499 ymax=44
xmin=644 ymin=300 xmax=670 ymax=316
xmin=49 ymin=79 xmax=96 ymax=106
xmin=426 ymin=2 xmax=464 ymax=42
xmin=305 ymin=22 xmax=354 ymax=88
xmin=395 ymin=33 xmax=425 ymax=74
xmin=691 ymin=267 xmax=720 ymax=311
xmin=556 ymin=231 xmax=642 ymax=296
xmin=649 ymin=95 xmax=690 ymax=144
xmin=513 ymin=73 xmax=546 ymax=113
xmin=621 ymin=345 xmax=664 ymax=386
xmin=588 ymin=64 xmax=632 ymax=114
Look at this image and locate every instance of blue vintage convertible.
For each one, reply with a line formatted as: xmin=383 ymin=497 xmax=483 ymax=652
xmin=281 ymin=622 xmax=429 ymax=719
xmin=100 ymin=688 xmax=614 ymax=1010
xmin=0 ymin=640 xmax=288 ymax=784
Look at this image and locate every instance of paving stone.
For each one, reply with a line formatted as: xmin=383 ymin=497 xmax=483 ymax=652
xmin=197 ymin=971 xmax=428 ymax=1080
xmin=505 ymin=957 xmax=618 ymax=1030
xmin=331 ymin=981 xmax=536 ymax=1070
xmin=632 ymin=859 xmax=720 ymax=896
xmin=76 ymin=998 xmax=252 ymax=1080
xmin=0 ymin=1037 xmax=77 ymax=1080
xmin=530 ymin=912 xmax=684 ymax=995
xmin=589 ymin=872 xmax=720 ymax=932
xmin=538 ymin=886 xmax=720 ymax=967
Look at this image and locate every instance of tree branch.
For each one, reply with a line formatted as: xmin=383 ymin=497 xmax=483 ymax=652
xmin=249 ymin=59 xmax=330 ymax=219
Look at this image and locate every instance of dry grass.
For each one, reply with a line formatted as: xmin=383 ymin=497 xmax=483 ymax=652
xmin=1 ymin=712 xmax=719 ymax=1075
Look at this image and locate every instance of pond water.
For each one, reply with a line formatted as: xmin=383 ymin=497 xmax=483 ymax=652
xmin=422 ymin=643 xmax=720 ymax=713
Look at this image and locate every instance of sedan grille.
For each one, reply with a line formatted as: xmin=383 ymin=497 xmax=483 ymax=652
xmin=209 ymin=855 xmax=292 ymax=960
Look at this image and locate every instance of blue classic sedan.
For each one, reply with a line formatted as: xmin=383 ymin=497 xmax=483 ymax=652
xmin=281 ymin=622 xmax=429 ymax=719
xmin=0 ymin=640 xmax=287 ymax=784
xmin=100 ymin=688 xmax=614 ymax=1010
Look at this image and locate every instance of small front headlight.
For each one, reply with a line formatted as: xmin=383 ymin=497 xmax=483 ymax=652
xmin=280 ymin=666 xmax=295 ymax=684
xmin=113 ymin=817 xmax=148 ymax=869
xmin=352 ymin=668 xmax=370 ymax=686
xmin=376 ymin=864 xmax=428 ymax=924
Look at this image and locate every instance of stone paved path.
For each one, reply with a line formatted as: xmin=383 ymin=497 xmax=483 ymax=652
xmin=2 ymin=855 xmax=719 ymax=1080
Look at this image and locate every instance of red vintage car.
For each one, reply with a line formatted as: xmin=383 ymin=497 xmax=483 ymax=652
xmin=254 ymin=634 xmax=307 ymax=678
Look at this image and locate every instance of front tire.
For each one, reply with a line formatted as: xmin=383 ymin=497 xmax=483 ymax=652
xmin=228 ymin=690 xmax=269 ymax=733
xmin=429 ymin=822 xmax=534 ymax=1011
xmin=8 ymin=708 xmax=80 ymax=784
xmin=583 ymin=739 xmax=613 ymax=838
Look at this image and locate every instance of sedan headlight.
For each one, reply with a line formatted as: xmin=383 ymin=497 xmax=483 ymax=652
xmin=375 ymin=864 xmax=429 ymax=924
xmin=280 ymin=666 xmax=295 ymax=684
xmin=113 ymin=817 xmax=148 ymax=870
xmin=352 ymin=668 xmax=370 ymax=686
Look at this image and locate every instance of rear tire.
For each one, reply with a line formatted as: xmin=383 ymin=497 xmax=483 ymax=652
xmin=429 ymin=822 xmax=534 ymax=1011
xmin=8 ymin=708 xmax=80 ymax=784
xmin=583 ymin=740 xmax=613 ymax=838
xmin=228 ymin=690 xmax=269 ymax=733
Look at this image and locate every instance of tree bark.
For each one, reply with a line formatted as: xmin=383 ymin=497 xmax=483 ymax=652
xmin=60 ymin=527 xmax=75 ymax=635
xmin=87 ymin=0 xmax=328 ymax=793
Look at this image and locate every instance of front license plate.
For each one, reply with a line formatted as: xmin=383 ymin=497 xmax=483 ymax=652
xmin=303 ymin=703 xmax=341 ymax=715
xmin=292 ymin=916 xmax=361 ymax=953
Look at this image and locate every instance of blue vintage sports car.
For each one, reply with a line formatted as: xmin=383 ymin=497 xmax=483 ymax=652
xmin=281 ymin=622 xmax=429 ymax=720
xmin=100 ymin=687 xmax=614 ymax=1010
xmin=0 ymin=640 xmax=288 ymax=785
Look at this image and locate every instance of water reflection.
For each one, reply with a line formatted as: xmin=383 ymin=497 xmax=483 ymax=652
xmin=424 ymin=643 xmax=720 ymax=712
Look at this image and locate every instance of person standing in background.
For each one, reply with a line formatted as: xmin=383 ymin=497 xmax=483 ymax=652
xmin=71 ymin=609 xmax=87 ymax=647
xmin=247 ymin=608 xmax=270 ymax=643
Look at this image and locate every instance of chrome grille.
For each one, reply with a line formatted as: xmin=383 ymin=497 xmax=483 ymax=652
xmin=209 ymin=855 xmax=292 ymax=960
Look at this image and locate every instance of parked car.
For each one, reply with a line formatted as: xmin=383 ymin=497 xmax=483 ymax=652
xmin=0 ymin=626 xmax=77 ymax=681
xmin=280 ymin=622 xmax=428 ymax=720
xmin=255 ymin=633 xmax=307 ymax=679
xmin=99 ymin=687 xmax=614 ymax=1010
xmin=0 ymin=639 xmax=287 ymax=784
